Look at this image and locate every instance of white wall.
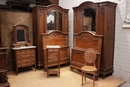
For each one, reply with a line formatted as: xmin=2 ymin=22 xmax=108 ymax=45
xmin=59 ymin=0 xmax=130 ymax=87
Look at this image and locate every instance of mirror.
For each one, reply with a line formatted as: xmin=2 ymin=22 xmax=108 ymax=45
xmin=82 ymin=8 xmax=96 ymax=32
xmin=17 ymin=29 xmax=26 ymax=42
xmin=47 ymin=10 xmax=62 ymax=31
xmin=13 ymin=25 xmax=29 ymax=44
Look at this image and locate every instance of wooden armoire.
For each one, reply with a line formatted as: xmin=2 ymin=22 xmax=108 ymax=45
xmin=71 ymin=1 xmax=117 ymax=78
xmin=32 ymin=5 xmax=69 ymax=69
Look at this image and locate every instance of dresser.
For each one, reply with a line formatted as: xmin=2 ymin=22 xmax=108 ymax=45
xmin=12 ymin=46 xmax=36 ymax=74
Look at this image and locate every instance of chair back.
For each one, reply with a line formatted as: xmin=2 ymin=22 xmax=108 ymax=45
xmin=84 ymin=48 xmax=97 ymax=66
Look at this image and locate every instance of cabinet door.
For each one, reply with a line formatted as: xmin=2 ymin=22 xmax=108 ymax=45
xmin=97 ymin=2 xmax=117 ymax=77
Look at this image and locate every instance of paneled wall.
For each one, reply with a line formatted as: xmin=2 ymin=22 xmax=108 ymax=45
xmin=59 ymin=0 xmax=129 ymax=87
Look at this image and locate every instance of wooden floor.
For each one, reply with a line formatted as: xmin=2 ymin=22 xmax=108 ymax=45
xmin=7 ymin=66 xmax=126 ymax=87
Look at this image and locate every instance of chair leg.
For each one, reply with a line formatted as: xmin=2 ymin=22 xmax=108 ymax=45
xmin=85 ymin=72 xmax=86 ymax=81
xmin=93 ymin=74 xmax=95 ymax=87
xmin=47 ymin=72 xmax=49 ymax=78
xmin=82 ymin=71 xmax=83 ymax=86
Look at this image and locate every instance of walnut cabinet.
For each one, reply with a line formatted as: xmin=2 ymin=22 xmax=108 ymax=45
xmin=12 ymin=46 xmax=36 ymax=74
xmin=72 ymin=1 xmax=117 ymax=78
xmin=32 ymin=5 xmax=69 ymax=69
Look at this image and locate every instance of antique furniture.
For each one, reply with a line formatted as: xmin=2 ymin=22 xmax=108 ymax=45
xmin=12 ymin=46 xmax=36 ymax=74
xmin=0 ymin=47 xmax=10 ymax=87
xmin=42 ymin=31 xmax=69 ymax=71
xmin=70 ymin=31 xmax=102 ymax=77
xmin=12 ymin=25 xmax=32 ymax=47
xmin=81 ymin=48 xmax=97 ymax=87
xmin=32 ymin=5 xmax=69 ymax=69
xmin=46 ymin=45 xmax=60 ymax=77
xmin=72 ymin=1 xmax=117 ymax=78
xmin=12 ymin=25 xmax=36 ymax=74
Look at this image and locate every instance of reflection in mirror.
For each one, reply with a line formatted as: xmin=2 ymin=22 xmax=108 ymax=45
xmin=47 ymin=10 xmax=62 ymax=31
xmin=17 ymin=30 xmax=26 ymax=42
xmin=83 ymin=8 xmax=96 ymax=32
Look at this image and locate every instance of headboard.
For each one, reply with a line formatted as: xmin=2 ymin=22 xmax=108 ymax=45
xmin=74 ymin=31 xmax=103 ymax=53
xmin=41 ymin=30 xmax=70 ymax=70
xmin=41 ymin=30 xmax=68 ymax=49
xmin=70 ymin=31 xmax=103 ymax=75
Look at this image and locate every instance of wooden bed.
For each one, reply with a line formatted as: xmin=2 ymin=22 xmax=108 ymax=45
xmin=41 ymin=30 xmax=70 ymax=71
xmin=70 ymin=31 xmax=103 ymax=76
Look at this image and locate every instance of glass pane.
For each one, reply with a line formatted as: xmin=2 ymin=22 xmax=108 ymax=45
xmin=17 ymin=30 xmax=26 ymax=42
xmin=83 ymin=8 xmax=96 ymax=32
xmin=47 ymin=10 xmax=62 ymax=31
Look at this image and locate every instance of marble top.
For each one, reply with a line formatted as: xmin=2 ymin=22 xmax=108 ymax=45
xmin=12 ymin=46 xmax=36 ymax=50
xmin=46 ymin=45 xmax=60 ymax=48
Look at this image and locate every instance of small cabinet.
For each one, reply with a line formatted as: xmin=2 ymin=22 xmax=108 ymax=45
xmin=46 ymin=45 xmax=60 ymax=77
xmin=12 ymin=46 xmax=36 ymax=74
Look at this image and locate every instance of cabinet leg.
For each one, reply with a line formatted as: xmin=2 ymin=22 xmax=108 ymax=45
xmin=44 ymin=67 xmax=47 ymax=72
xmin=35 ymin=65 xmax=36 ymax=71
xmin=70 ymin=67 xmax=73 ymax=71
xmin=103 ymin=75 xmax=106 ymax=79
xmin=16 ymin=68 xmax=18 ymax=75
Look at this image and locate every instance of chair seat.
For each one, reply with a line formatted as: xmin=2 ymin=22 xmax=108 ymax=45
xmin=81 ymin=66 xmax=97 ymax=72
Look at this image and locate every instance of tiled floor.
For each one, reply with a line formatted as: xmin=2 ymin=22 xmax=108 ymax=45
xmin=7 ymin=66 xmax=126 ymax=87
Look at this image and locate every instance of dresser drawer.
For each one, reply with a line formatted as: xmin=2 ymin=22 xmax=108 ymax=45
xmin=13 ymin=48 xmax=36 ymax=74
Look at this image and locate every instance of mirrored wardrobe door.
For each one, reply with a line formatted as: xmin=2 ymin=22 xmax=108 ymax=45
xmin=47 ymin=10 xmax=62 ymax=31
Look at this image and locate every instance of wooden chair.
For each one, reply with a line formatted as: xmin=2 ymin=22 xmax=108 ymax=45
xmin=81 ymin=48 xmax=97 ymax=87
xmin=46 ymin=45 xmax=60 ymax=78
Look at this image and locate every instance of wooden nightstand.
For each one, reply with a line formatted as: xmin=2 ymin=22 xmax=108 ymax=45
xmin=46 ymin=45 xmax=60 ymax=78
